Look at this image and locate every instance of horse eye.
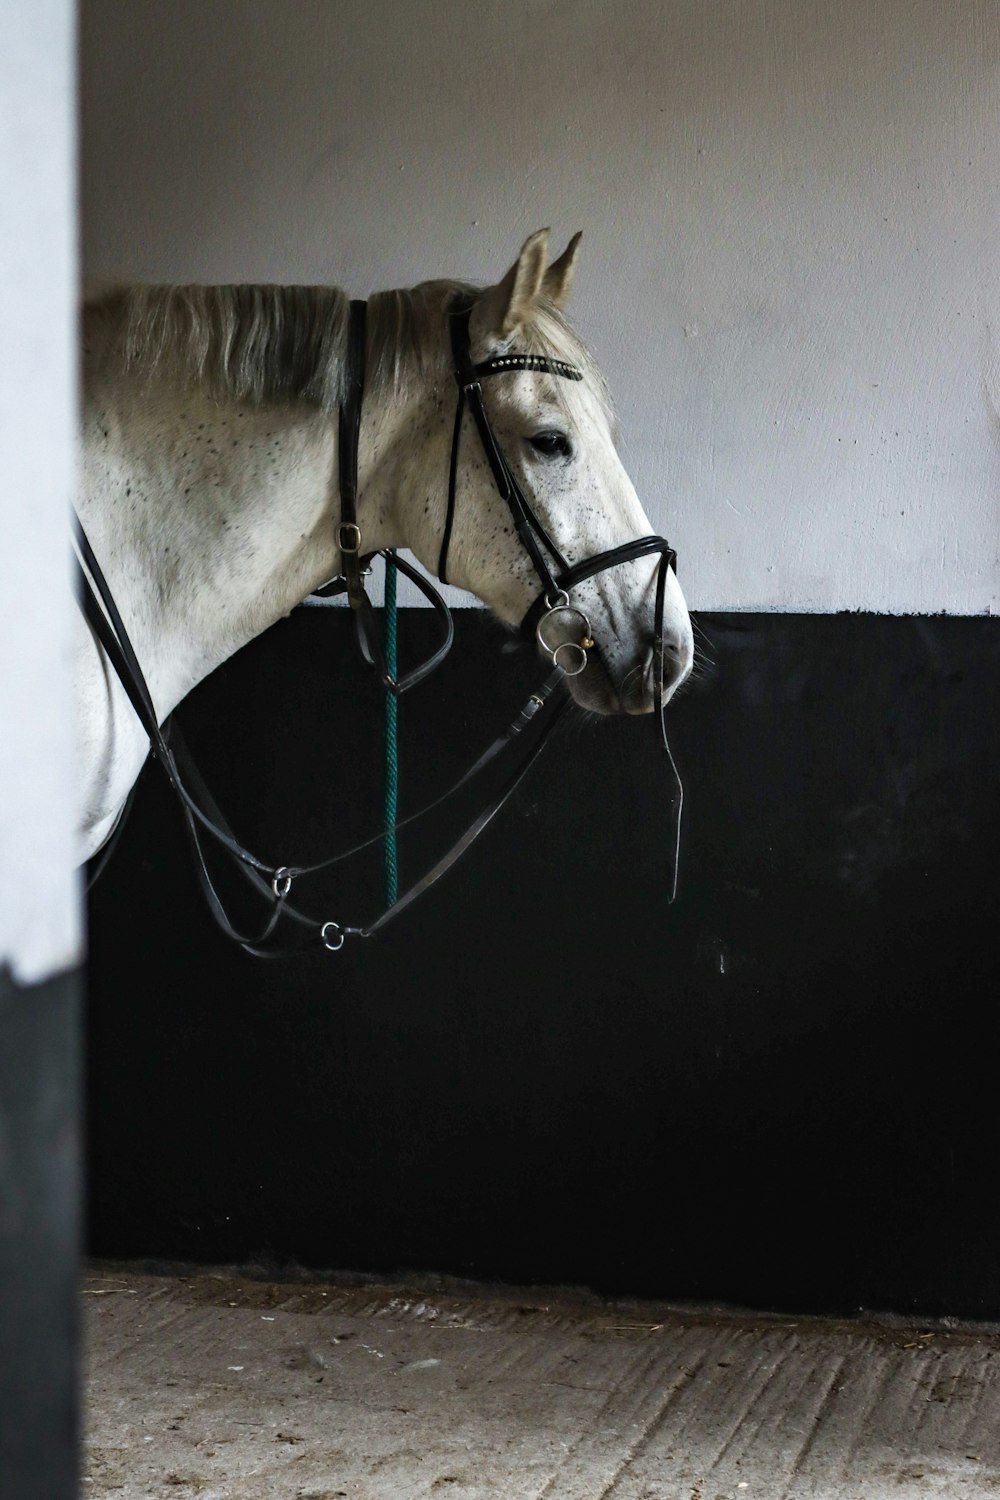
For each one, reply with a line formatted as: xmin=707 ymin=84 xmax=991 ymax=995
xmin=528 ymin=431 xmax=573 ymax=460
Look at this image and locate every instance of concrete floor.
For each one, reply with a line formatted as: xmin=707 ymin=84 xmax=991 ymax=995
xmin=84 ymin=1266 xmax=1000 ymax=1499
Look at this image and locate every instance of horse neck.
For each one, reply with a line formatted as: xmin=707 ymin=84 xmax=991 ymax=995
xmin=81 ymin=372 xmax=409 ymax=719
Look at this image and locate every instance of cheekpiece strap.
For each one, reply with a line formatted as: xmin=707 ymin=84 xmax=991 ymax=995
xmin=441 ymin=303 xmax=584 ymax=594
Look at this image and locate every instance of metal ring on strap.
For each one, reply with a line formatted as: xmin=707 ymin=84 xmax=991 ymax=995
xmin=321 ymin=921 xmax=345 ymax=952
xmin=552 ymin=641 xmax=589 ymax=676
xmin=271 ymin=867 xmax=292 ymax=899
xmin=536 ymin=602 xmax=594 ymax=678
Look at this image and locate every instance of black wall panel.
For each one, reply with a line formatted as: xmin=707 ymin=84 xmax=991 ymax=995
xmin=86 ymin=610 xmax=1000 ymax=1319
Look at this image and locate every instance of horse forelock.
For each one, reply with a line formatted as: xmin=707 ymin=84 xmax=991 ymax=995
xmin=509 ymin=299 xmax=616 ymax=431
xmin=366 ymin=279 xmax=605 ymax=390
xmin=86 ymin=278 xmax=613 ymax=425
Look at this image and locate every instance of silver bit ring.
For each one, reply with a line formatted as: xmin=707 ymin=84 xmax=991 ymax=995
xmin=553 ymin=641 xmax=589 ymax=676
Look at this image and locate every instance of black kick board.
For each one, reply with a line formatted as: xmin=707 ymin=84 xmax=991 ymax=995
xmin=86 ymin=609 xmax=1000 ymax=1320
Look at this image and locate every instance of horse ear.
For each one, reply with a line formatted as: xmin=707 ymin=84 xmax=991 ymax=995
xmin=475 ymin=228 xmax=550 ymax=340
xmin=542 ymin=232 xmax=582 ymax=309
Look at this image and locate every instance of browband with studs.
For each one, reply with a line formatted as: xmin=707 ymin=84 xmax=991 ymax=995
xmin=473 ymin=353 xmax=583 ymax=382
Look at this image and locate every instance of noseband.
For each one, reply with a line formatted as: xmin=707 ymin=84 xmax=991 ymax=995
xmin=76 ymin=294 xmax=684 ymax=955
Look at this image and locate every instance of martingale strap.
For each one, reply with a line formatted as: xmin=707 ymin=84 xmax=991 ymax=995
xmin=75 ymin=512 xmax=570 ymax=955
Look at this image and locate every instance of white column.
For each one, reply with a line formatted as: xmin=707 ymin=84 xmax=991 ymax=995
xmin=0 ymin=0 xmax=81 ymax=982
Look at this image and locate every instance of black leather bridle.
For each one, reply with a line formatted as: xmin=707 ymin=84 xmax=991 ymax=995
xmin=443 ymin=300 xmax=678 ymax=679
xmin=77 ymin=294 xmax=683 ymax=954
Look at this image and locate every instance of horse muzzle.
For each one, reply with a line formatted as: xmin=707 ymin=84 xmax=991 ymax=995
xmin=520 ymin=534 xmax=685 ymax=713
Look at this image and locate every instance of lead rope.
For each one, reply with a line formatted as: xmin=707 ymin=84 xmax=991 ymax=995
xmin=384 ymin=551 xmax=399 ymax=905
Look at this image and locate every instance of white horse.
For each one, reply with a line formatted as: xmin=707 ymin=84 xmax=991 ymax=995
xmin=77 ymin=230 xmax=693 ymax=864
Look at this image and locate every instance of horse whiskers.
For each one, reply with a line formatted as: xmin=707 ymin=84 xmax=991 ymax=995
xmin=562 ymin=698 xmax=595 ymax=736
xmin=686 ymin=651 xmax=714 ymax=685
xmin=619 ymin=656 xmax=649 ymax=706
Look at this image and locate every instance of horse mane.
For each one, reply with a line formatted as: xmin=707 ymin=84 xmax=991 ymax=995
xmin=84 ymin=278 xmax=611 ymax=419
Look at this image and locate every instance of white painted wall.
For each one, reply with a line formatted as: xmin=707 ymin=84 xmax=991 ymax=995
xmin=0 ymin=0 xmax=81 ymax=981
xmin=81 ymin=0 xmax=1000 ymax=614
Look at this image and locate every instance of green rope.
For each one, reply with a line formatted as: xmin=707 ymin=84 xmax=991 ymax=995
xmin=384 ymin=551 xmax=399 ymax=906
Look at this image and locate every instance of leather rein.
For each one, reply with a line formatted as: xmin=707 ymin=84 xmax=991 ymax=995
xmin=77 ymin=296 xmax=681 ymax=955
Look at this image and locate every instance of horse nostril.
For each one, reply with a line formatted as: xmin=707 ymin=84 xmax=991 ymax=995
xmin=648 ymin=637 xmax=690 ymax=698
xmin=619 ymin=647 xmax=654 ymax=715
xmin=621 ymin=635 xmax=691 ymax=715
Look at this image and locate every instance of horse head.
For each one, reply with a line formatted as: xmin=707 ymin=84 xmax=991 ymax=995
xmin=397 ymin=230 xmax=694 ymax=714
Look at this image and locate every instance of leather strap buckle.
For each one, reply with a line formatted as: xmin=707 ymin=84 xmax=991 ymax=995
xmin=338 ymin=521 xmax=362 ymax=554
